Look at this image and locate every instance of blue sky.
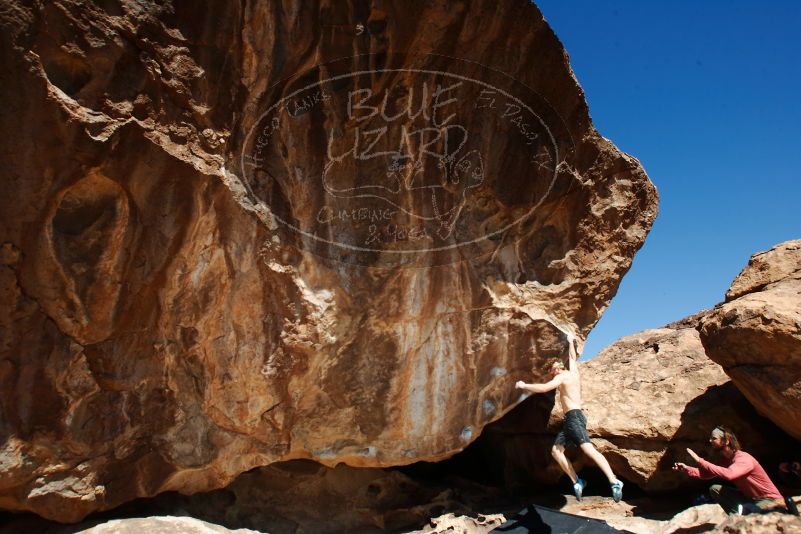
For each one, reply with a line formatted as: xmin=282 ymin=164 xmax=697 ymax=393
xmin=534 ymin=1 xmax=801 ymax=358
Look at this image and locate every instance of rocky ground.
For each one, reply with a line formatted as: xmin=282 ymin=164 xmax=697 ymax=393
xmin=4 ymin=493 xmax=799 ymax=534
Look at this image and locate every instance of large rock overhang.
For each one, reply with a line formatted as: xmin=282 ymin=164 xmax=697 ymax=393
xmin=0 ymin=0 xmax=657 ymax=522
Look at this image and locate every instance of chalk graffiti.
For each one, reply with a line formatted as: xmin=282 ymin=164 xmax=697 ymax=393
xmin=241 ymin=55 xmax=570 ymax=266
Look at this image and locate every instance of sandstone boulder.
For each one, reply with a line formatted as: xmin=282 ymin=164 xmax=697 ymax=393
xmin=0 ymin=0 xmax=656 ymax=521
xmin=699 ymin=240 xmax=801 ymax=440
xmin=477 ymin=320 xmax=794 ymax=492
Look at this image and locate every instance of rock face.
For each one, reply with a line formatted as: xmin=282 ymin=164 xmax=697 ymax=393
xmin=477 ymin=321 xmax=794 ymax=492
xmin=699 ymin=240 xmax=801 ymax=440
xmin=0 ymin=0 xmax=657 ymax=521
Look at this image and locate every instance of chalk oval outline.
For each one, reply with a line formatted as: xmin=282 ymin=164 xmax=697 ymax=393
xmin=241 ymin=58 xmax=569 ymax=255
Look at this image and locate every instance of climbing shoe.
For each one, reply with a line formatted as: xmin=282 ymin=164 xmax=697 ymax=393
xmin=573 ymin=478 xmax=586 ymax=501
xmin=611 ymin=480 xmax=624 ymax=503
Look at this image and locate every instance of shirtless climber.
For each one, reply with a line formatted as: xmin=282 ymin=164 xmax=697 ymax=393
xmin=515 ymin=334 xmax=624 ymax=502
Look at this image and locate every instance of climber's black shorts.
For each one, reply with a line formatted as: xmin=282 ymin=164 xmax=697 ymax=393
xmin=554 ymin=409 xmax=591 ymax=447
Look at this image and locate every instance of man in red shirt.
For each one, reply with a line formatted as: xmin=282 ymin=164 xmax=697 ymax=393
xmin=674 ymin=426 xmax=785 ymax=514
